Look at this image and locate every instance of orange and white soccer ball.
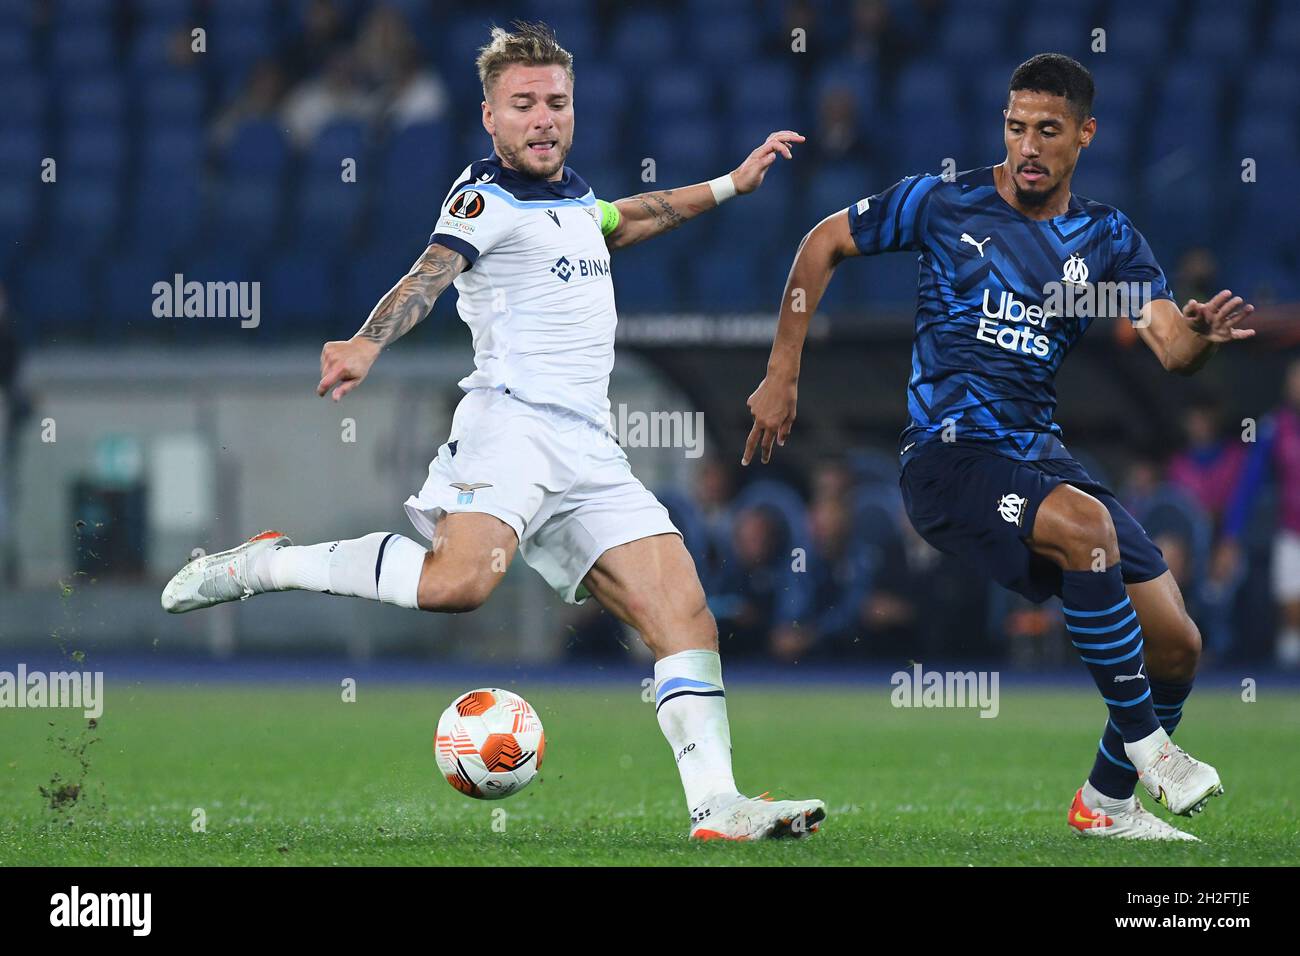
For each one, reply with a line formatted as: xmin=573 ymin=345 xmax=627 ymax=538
xmin=434 ymin=688 xmax=545 ymax=800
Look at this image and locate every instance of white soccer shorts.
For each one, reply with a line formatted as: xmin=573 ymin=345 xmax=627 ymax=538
xmin=404 ymin=387 xmax=680 ymax=604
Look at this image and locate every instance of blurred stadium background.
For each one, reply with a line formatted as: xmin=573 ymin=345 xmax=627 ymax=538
xmin=1 ymin=0 xmax=1298 ymax=672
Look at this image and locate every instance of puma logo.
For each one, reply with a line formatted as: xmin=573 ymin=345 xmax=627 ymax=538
xmin=1113 ymin=662 xmax=1146 ymax=684
xmin=960 ymin=233 xmax=991 ymax=256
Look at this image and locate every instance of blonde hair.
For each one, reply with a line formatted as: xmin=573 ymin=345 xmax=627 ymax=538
xmin=476 ymin=20 xmax=574 ymax=97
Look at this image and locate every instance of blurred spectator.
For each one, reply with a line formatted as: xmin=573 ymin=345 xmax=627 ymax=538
xmin=1223 ymin=357 xmax=1300 ymax=667
xmin=355 ymin=5 xmax=448 ymax=132
xmin=0 ymin=283 xmax=31 ymax=585
xmin=1167 ymin=398 xmax=1248 ymax=525
xmin=691 ymin=458 xmax=737 ymax=590
xmin=284 ymin=0 xmax=353 ymax=77
xmin=211 ymin=59 xmax=288 ymax=148
xmin=1175 ymin=247 xmax=1221 ymax=305
xmin=281 ymin=50 xmax=376 ymax=148
xmin=814 ymin=86 xmax=870 ymax=165
xmin=771 ymin=495 xmax=871 ymax=661
xmin=711 ymin=506 xmax=799 ymax=656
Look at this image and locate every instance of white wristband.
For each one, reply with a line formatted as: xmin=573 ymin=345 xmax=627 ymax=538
xmin=708 ymin=174 xmax=737 ymax=205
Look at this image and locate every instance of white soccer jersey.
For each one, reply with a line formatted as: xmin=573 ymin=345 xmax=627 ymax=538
xmin=428 ymin=154 xmax=617 ymax=427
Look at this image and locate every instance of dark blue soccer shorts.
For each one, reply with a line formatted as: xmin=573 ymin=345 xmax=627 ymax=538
xmin=899 ymin=441 xmax=1169 ymax=603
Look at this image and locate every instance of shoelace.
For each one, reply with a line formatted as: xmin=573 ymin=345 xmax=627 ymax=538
xmin=1156 ymin=744 xmax=1201 ymax=786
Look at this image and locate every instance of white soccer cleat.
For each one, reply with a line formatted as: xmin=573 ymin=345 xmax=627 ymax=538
xmin=1066 ymin=787 xmax=1199 ymax=841
xmin=1126 ymin=729 xmax=1224 ymax=816
xmin=688 ymin=792 xmax=826 ymax=841
xmin=161 ymin=530 xmax=291 ymax=613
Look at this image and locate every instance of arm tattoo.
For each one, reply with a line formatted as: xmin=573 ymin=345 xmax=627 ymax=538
xmin=356 ymin=244 xmax=465 ymax=347
xmin=633 ymin=189 xmax=686 ymax=234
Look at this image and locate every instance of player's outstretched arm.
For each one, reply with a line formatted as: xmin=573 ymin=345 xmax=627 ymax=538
xmin=742 ymin=210 xmax=859 ymax=465
xmin=317 ymin=243 xmax=467 ymax=402
xmin=1136 ymin=290 xmax=1255 ymax=377
xmin=603 ymin=130 xmax=803 ymax=250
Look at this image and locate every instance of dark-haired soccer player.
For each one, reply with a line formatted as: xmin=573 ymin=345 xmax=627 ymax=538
xmin=745 ymin=53 xmax=1255 ymax=840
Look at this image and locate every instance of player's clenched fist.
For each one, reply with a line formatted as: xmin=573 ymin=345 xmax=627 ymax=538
xmin=742 ymin=374 xmax=798 ymax=466
xmin=731 ymin=130 xmax=804 ymax=195
xmin=317 ymin=337 xmax=381 ymax=402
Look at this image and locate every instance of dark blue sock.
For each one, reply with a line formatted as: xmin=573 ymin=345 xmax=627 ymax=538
xmin=1088 ymin=677 xmax=1194 ymax=799
xmin=1062 ymin=567 xmax=1160 ymax=743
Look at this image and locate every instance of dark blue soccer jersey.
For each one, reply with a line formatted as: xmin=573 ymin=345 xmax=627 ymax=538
xmin=847 ymin=165 xmax=1174 ymax=461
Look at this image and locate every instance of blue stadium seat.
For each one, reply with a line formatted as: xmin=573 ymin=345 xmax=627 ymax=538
xmin=0 ymin=181 xmax=36 ymax=253
xmin=65 ymin=125 xmax=127 ymax=176
xmin=1232 ymin=113 xmax=1298 ymax=162
xmin=610 ymin=11 xmax=678 ymax=68
xmin=645 ymin=68 xmax=714 ymax=120
xmin=140 ymin=126 xmax=203 ymax=174
xmin=573 ymin=61 xmax=629 ymax=117
xmin=0 ymin=25 xmax=32 ymax=72
xmin=1104 ymin=8 xmax=1171 ymax=60
xmin=133 ymin=182 xmax=204 ymax=256
xmin=206 ymin=24 xmax=275 ymax=73
xmin=0 ymin=73 xmax=45 ymax=128
xmin=53 ymin=0 xmax=113 ymax=24
xmin=522 ymin=0 xmax=596 ymax=17
xmin=0 ymin=124 xmax=40 ymax=176
xmin=294 ymin=176 xmax=367 ymax=253
xmin=129 ymin=25 xmax=187 ymax=77
xmin=937 ymin=12 xmax=1002 ymax=66
xmin=52 ymin=25 xmax=114 ymax=74
xmin=343 ymin=242 xmax=428 ymax=325
xmin=139 ymin=74 xmax=205 ymax=125
xmin=308 ymin=119 xmax=369 ymax=172
xmin=1242 ymin=59 xmax=1300 ymax=110
xmin=377 ymin=121 xmax=453 ymax=243
xmin=103 ymin=249 xmax=172 ymax=329
xmin=64 ymin=75 xmax=125 ymax=125
xmin=53 ymin=179 xmax=120 ymax=254
xmin=1270 ymin=5 xmax=1300 ymax=55
xmin=1019 ymin=11 xmax=1091 ymax=59
xmin=544 ymin=15 xmax=598 ymax=65
xmin=567 ymin=111 xmax=621 ymax=165
xmin=728 ymin=62 xmax=798 ymax=124
xmin=607 ymin=239 xmax=680 ymax=313
xmin=697 ymin=229 xmax=778 ymax=307
xmin=692 ymin=14 xmax=761 ymax=67
xmin=209 ymin=179 xmax=282 ymax=251
xmin=15 ymin=253 xmax=95 ymax=337
xmin=263 ymin=248 xmax=340 ymax=331
xmin=135 ymin=0 xmax=197 ymax=26
xmin=1186 ymin=7 xmax=1252 ymax=61
xmin=1089 ymin=62 xmax=1145 ymax=125
xmin=640 ymin=117 xmax=722 ymax=186
xmin=221 ymin=119 xmax=291 ymax=176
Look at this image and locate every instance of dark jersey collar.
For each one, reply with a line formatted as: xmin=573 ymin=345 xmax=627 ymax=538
xmin=479 ymin=152 xmax=591 ymax=201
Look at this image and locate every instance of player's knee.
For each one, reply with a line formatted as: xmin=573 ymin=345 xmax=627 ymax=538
xmin=1062 ymin=498 xmax=1119 ymax=569
xmin=417 ymin=563 xmax=498 ymax=613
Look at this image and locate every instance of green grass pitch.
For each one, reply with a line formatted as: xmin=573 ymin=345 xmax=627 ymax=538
xmin=1 ymin=681 xmax=1296 ymax=866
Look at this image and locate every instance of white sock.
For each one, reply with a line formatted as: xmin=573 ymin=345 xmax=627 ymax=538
xmin=653 ymin=649 xmax=741 ymax=814
xmin=1082 ymin=779 xmax=1133 ymax=811
xmin=251 ymin=533 xmax=424 ymax=609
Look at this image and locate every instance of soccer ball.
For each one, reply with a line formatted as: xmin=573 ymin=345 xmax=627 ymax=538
xmin=434 ymin=688 xmax=545 ymax=800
